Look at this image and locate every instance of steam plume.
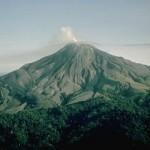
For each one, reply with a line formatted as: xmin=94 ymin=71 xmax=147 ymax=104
xmin=60 ymin=26 xmax=78 ymax=42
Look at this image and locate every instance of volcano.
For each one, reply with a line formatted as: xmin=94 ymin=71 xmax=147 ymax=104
xmin=0 ymin=43 xmax=150 ymax=113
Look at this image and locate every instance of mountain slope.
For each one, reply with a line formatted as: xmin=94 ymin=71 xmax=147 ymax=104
xmin=0 ymin=43 xmax=150 ymax=112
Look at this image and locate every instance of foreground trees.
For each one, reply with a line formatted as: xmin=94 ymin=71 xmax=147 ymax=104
xmin=0 ymin=94 xmax=150 ymax=150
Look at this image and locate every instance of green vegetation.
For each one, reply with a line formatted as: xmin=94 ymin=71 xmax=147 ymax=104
xmin=0 ymin=93 xmax=150 ymax=150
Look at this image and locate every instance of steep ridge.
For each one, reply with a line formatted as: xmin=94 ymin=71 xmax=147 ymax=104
xmin=0 ymin=43 xmax=150 ymax=112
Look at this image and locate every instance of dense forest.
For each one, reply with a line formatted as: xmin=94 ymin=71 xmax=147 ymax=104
xmin=0 ymin=93 xmax=150 ymax=150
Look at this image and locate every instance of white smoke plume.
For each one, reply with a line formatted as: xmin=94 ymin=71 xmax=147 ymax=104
xmin=60 ymin=26 xmax=78 ymax=43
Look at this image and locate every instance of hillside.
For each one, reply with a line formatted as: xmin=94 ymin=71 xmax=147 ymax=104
xmin=0 ymin=43 xmax=150 ymax=112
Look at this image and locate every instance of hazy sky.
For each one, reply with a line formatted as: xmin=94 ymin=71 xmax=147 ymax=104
xmin=0 ymin=0 xmax=150 ymax=73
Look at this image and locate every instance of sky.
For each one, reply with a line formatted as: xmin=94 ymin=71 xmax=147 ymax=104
xmin=0 ymin=0 xmax=150 ymax=74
